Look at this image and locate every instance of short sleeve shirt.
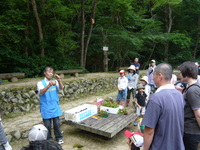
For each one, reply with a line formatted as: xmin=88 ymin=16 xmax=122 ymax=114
xmin=131 ymin=62 xmax=140 ymax=74
xmin=142 ymin=86 xmax=185 ymax=150
xmin=184 ymin=83 xmax=200 ymax=134
xmin=135 ymin=92 xmax=147 ymax=106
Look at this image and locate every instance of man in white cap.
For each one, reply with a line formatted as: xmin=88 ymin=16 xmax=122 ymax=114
xmin=117 ymin=70 xmax=128 ymax=107
xmin=147 ymin=60 xmax=156 ymax=93
xmin=126 ymin=65 xmax=139 ymax=106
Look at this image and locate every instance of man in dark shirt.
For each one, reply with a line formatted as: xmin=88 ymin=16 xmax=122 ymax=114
xmin=179 ymin=61 xmax=200 ymax=150
xmin=142 ymin=63 xmax=185 ymax=150
xmin=131 ymin=58 xmax=140 ymax=74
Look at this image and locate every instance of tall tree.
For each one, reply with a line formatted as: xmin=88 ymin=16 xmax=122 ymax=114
xmin=80 ymin=0 xmax=99 ymax=68
xmin=31 ymin=0 xmax=44 ymax=56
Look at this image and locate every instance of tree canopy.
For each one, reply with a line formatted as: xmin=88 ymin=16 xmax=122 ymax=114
xmin=0 ymin=0 xmax=199 ymax=76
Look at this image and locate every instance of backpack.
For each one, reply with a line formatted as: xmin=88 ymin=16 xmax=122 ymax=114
xmin=20 ymin=140 xmax=63 ymax=150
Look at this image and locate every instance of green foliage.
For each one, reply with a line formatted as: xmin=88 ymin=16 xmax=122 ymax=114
xmin=117 ymin=108 xmax=128 ymax=115
xmin=101 ymin=99 xmax=119 ymax=108
xmin=0 ymin=0 xmax=199 ymax=76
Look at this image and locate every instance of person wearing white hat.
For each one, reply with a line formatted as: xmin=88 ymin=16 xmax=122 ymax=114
xmin=126 ymin=65 xmax=139 ymax=106
xmin=147 ymin=60 xmax=156 ymax=93
xmin=140 ymin=76 xmax=150 ymax=99
xmin=21 ymin=124 xmax=63 ymax=150
xmin=117 ymin=70 xmax=128 ymax=107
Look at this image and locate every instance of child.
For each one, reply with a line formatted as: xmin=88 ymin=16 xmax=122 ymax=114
xmin=140 ymin=76 xmax=150 ymax=99
xmin=134 ymin=84 xmax=147 ymax=117
xmin=117 ymin=70 xmax=128 ymax=107
xmin=126 ymin=65 xmax=139 ymax=106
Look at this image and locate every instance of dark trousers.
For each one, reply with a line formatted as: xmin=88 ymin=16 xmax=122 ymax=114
xmin=43 ymin=117 xmax=62 ymax=141
xmin=127 ymin=88 xmax=136 ymax=99
xmin=0 ymin=145 xmax=4 ymax=150
xmin=183 ymin=132 xmax=200 ymax=150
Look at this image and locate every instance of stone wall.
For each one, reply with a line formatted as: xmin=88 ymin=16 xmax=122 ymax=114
xmin=0 ymin=77 xmax=117 ymax=115
xmin=0 ymin=77 xmax=118 ymax=142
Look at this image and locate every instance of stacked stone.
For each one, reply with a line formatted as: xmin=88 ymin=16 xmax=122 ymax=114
xmin=0 ymin=77 xmax=117 ymax=142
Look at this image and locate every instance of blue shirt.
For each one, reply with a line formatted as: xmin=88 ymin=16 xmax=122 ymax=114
xmin=131 ymin=62 xmax=140 ymax=74
xmin=142 ymin=84 xmax=185 ymax=150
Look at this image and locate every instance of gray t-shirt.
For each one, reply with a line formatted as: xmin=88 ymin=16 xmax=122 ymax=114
xmin=184 ymin=83 xmax=200 ymax=134
xmin=142 ymin=88 xmax=185 ymax=150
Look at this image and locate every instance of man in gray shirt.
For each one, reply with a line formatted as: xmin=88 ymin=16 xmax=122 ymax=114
xmin=179 ymin=61 xmax=200 ymax=150
xmin=142 ymin=63 xmax=185 ymax=150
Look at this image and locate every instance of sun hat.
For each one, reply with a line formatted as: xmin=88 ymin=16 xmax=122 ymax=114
xmin=137 ymin=84 xmax=144 ymax=90
xmin=124 ymin=130 xmax=144 ymax=147
xmin=28 ymin=124 xmax=48 ymax=142
xmin=140 ymin=76 xmax=149 ymax=84
xmin=119 ymin=70 xmax=125 ymax=74
xmin=128 ymin=65 xmax=135 ymax=71
xmin=151 ymin=59 xmax=156 ymax=63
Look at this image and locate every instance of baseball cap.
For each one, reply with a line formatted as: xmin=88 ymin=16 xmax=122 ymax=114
xmin=151 ymin=60 xmax=156 ymax=63
xmin=124 ymin=130 xmax=144 ymax=147
xmin=28 ymin=124 xmax=48 ymax=142
xmin=119 ymin=70 xmax=125 ymax=74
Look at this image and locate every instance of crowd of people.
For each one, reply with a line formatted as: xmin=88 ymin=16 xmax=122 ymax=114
xmin=0 ymin=59 xmax=200 ymax=150
xmin=119 ymin=59 xmax=200 ymax=150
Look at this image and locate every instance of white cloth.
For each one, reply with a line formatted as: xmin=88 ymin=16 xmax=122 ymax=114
xmin=171 ymin=74 xmax=177 ymax=84
xmin=197 ymin=75 xmax=200 ymax=85
xmin=117 ymin=76 xmax=128 ymax=90
xmin=144 ymin=84 xmax=151 ymax=98
xmin=126 ymin=73 xmax=139 ymax=89
xmin=136 ymin=106 xmax=146 ymax=116
xmin=37 ymin=77 xmax=61 ymax=94
xmin=155 ymin=84 xmax=175 ymax=93
xmin=3 ymin=141 xmax=12 ymax=150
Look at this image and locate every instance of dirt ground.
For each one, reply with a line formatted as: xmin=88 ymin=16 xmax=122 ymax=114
xmin=10 ymin=90 xmax=139 ymax=150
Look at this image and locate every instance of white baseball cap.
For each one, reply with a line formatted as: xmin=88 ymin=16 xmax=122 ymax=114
xmin=28 ymin=124 xmax=48 ymax=142
xmin=119 ymin=70 xmax=125 ymax=74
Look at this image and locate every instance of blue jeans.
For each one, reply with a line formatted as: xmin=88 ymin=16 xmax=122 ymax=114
xmin=0 ymin=145 xmax=4 ymax=150
xmin=117 ymin=88 xmax=127 ymax=101
xmin=43 ymin=117 xmax=62 ymax=141
xmin=183 ymin=132 xmax=200 ymax=150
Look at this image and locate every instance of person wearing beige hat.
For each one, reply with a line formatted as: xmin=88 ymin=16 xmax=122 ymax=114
xmin=140 ymin=76 xmax=150 ymax=99
xmin=126 ymin=65 xmax=139 ymax=107
xmin=134 ymin=84 xmax=147 ymax=117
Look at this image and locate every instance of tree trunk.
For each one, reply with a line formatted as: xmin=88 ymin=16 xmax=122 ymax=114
xmin=194 ymin=16 xmax=200 ymax=59
xmin=83 ymin=0 xmax=99 ymax=67
xmin=80 ymin=0 xmax=85 ymax=67
xmin=164 ymin=4 xmax=173 ymax=62
xmin=31 ymin=0 xmax=45 ymax=57
xmin=24 ymin=0 xmax=30 ymax=56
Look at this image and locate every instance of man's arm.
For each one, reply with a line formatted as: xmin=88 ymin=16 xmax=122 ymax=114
xmin=193 ymin=109 xmax=200 ymax=127
xmin=56 ymin=75 xmax=64 ymax=90
xmin=143 ymin=126 xmax=155 ymax=150
xmin=39 ymin=81 xmax=55 ymax=95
